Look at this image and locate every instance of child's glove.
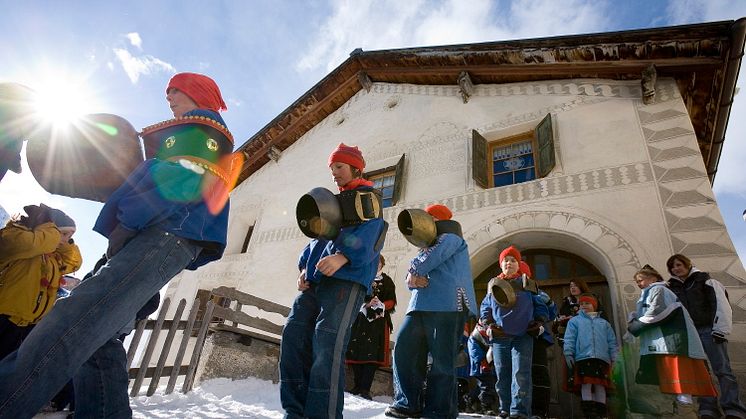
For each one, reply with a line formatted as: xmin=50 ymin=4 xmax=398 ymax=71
xmin=107 ymin=224 xmax=137 ymax=258
xmin=526 ymin=320 xmax=544 ymax=337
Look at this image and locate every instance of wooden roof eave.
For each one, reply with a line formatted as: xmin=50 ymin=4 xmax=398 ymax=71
xmin=235 ymin=20 xmax=742 ymax=185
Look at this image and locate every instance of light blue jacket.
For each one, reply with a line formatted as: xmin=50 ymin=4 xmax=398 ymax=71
xmin=563 ymin=310 xmax=618 ymax=364
xmin=630 ymin=282 xmax=707 ymax=359
xmin=405 ymin=233 xmax=478 ymax=316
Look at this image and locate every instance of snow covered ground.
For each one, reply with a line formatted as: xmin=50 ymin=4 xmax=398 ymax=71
xmin=35 ymin=377 xmax=490 ymax=418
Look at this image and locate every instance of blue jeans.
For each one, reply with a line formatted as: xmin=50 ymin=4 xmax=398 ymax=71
xmin=697 ymin=327 xmax=746 ymax=419
xmin=492 ymin=334 xmax=533 ymax=417
xmin=0 ymin=228 xmax=200 ymax=418
xmin=279 ymin=277 xmax=365 ymax=419
xmin=73 ymin=337 xmax=131 ymax=418
xmin=391 ymin=311 xmax=465 ymax=419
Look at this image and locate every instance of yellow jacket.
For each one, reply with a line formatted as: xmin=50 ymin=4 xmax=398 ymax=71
xmin=0 ymin=222 xmax=83 ymax=326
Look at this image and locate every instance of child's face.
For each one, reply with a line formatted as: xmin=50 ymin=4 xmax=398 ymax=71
xmin=579 ymin=300 xmax=595 ymax=312
xmin=166 ymin=88 xmax=198 ymax=118
xmin=58 ymin=227 xmax=75 ymax=245
xmin=501 ymin=255 xmax=519 ymax=276
xmin=330 ymin=161 xmax=354 ymax=188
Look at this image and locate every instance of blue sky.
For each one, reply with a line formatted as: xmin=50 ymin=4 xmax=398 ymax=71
xmin=1 ymin=0 xmax=745 ymax=276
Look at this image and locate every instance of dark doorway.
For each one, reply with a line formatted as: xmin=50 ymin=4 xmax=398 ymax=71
xmin=473 ymin=248 xmax=614 ymax=418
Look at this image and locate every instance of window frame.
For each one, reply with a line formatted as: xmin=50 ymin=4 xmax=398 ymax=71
xmin=487 ymin=131 xmax=537 ymax=188
xmin=472 ymin=113 xmax=555 ymax=189
xmin=363 ymin=154 xmax=405 ymax=207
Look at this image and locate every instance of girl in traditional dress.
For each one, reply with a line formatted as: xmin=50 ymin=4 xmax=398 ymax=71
xmin=627 ymin=265 xmax=717 ymax=418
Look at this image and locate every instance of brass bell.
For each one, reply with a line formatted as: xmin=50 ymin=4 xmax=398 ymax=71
xmin=397 ymin=209 xmax=437 ymax=248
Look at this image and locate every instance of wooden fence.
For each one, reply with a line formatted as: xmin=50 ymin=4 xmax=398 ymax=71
xmin=125 ymin=287 xmax=289 ymax=396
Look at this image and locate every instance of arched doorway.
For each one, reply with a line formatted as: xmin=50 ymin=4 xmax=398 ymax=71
xmin=473 ymin=248 xmax=613 ymax=418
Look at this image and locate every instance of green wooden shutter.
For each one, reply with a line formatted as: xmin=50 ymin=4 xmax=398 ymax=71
xmin=392 ymin=154 xmax=405 ymax=205
xmin=472 ymin=129 xmax=489 ymax=188
xmin=535 ymin=114 xmax=555 ymax=178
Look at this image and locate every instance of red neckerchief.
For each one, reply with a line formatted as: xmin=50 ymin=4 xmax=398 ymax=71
xmin=498 ymin=272 xmax=521 ymax=280
xmin=339 ymin=178 xmax=374 ymax=191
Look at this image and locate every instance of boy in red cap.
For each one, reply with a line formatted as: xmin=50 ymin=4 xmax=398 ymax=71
xmin=280 ymin=143 xmax=386 ymax=419
xmin=0 ymin=72 xmax=233 ymax=418
xmin=385 ymin=204 xmax=478 ymax=418
xmin=479 ymin=245 xmax=550 ymax=418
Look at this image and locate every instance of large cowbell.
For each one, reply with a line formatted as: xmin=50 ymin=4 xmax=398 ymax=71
xmin=397 ymin=209 xmax=463 ymax=248
xmin=488 ymin=274 xmax=539 ymax=308
xmin=296 ymin=187 xmax=382 ymax=240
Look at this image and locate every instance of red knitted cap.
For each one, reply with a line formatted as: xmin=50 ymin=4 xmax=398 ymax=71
xmin=499 ymin=246 xmax=521 ymax=264
xmin=578 ymin=294 xmax=598 ymax=310
xmin=167 ymin=73 xmax=227 ymax=113
xmin=425 ymin=204 xmax=452 ymax=221
xmin=328 ymin=143 xmax=365 ymax=171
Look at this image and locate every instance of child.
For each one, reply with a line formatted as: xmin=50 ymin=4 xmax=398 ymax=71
xmin=467 ymin=319 xmax=498 ymax=415
xmin=563 ymin=293 xmax=617 ymax=419
xmin=280 ymin=143 xmax=386 ymax=419
xmin=628 ymin=265 xmax=716 ymax=418
xmin=480 ymin=246 xmax=549 ymax=418
xmin=0 ymin=72 xmax=233 ymax=417
xmin=345 ymin=254 xmax=397 ymax=400
xmin=385 ymin=204 xmax=478 ymax=419
xmin=0 ymin=204 xmax=81 ymax=360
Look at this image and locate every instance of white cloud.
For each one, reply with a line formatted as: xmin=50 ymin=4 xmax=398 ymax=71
xmin=114 ymin=48 xmax=175 ymax=84
xmin=126 ymin=32 xmax=143 ymax=49
xmin=296 ymin=0 xmax=611 ymax=73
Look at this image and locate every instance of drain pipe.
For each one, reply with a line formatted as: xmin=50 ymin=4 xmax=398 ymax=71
xmin=707 ymin=18 xmax=746 ymax=183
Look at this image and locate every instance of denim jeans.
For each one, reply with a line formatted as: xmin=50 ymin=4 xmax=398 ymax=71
xmin=279 ymin=277 xmax=365 ymax=419
xmin=73 ymin=337 xmax=131 ymax=418
xmin=0 ymin=228 xmax=200 ymax=418
xmin=391 ymin=311 xmax=465 ymax=419
xmin=492 ymin=333 xmax=533 ymax=417
xmin=697 ymin=327 xmax=746 ymax=419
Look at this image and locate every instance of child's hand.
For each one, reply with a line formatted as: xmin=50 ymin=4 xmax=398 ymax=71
xmin=316 ymin=253 xmax=348 ymax=277
xmin=406 ymin=273 xmax=429 ymax=288
xmin=565 ymin=355 xmax=575 ymax=369
xmin=297 ymin=269 xmax=310 ymax=291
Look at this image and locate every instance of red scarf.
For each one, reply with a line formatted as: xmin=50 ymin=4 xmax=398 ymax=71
xmin=498 ymin=272 xmax=521 ymax=280
xmin=339 ymin=178 xmax=374 ymax=191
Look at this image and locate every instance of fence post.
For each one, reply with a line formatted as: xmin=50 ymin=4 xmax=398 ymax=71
xmin=130 ymin=297 xmax=171 ymax=397
xmin=182 ymin=301 xmax=215 ymax=393
xmin=165 ymin=297 xmax=201 ymax=395
xmin=147 ymin=298 xmax=187 ymax=396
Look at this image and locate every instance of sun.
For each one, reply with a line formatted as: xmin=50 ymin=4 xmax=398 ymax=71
xmin=32 ymin=75 xmax=99 ymax=126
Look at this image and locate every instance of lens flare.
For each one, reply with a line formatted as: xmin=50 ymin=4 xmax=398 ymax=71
xmin=95 ymin=123 xmax=119 ymax=136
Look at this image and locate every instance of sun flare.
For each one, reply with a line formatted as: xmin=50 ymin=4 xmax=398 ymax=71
xmin=31 ymin=76 xmax=99 ymax=126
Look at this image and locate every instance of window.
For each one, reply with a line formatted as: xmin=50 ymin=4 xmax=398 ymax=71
xmin=364 ymin=154 xmax=405 ymax=208
xmin=491 ymin=135 xmax=536 ymax=187
xmin=472 ymin=113 xmax=555 ymax=188
xmin=369 ymin=172 xmax=396 ymax=208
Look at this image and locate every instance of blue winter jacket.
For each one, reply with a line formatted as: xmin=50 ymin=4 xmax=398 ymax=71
xmin=563 ymin=309 xmax=618 ymax=364
xmin=93 ymin=110 xmax=230 ymax=270
xmin=405 ymin=233 xmax=478 ymax=316
xmin=298 ymin=186 xmax=386 ymax=291
xmin=480 ymin=277 xmax=550 ymax=337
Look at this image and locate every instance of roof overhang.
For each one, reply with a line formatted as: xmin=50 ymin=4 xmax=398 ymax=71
xmin=237 ymin=19 xmax=746 ymax=185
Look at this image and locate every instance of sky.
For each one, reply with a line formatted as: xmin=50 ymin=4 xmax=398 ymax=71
xmin=1 ymin=0 xmax=745 ymax=278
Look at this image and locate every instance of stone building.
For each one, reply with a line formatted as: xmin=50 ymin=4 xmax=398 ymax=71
xmin=166 ymin=20 xmax=746 ymax=414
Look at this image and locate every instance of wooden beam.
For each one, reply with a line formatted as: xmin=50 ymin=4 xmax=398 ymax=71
xmin=362 ymin=57 xmax=722 ymax=78
xmin=240 ymin=75 xmax=362 ymax=175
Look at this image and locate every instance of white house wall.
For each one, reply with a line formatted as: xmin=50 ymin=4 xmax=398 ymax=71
xmin=163 ymin=77 xmax=746 ymax=367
